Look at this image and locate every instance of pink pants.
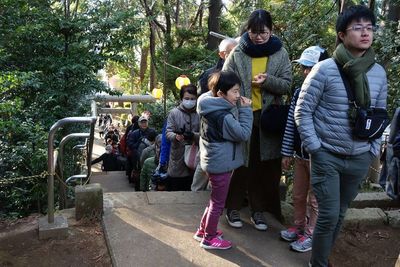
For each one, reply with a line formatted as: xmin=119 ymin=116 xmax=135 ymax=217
xmin=199 ymin=171 xmax=232 ymax=238
xmin=293 ymin=158 xmax=318 ymax=236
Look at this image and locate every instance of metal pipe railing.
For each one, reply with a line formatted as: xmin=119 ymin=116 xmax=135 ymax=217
xmin=58 ymin=133 xmax=90 ymax=209
xmin=47 ymin=117 xmax=95 ymax=223
xmin=65 ymin=174 xmax=87 ymax=184
xmin=59 ymin=133 xmax=90 ymax=175
xmin=46 ymin=95 xmax=152 ymax=224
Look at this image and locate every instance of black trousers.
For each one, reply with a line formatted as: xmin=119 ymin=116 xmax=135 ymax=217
xmin=225 ymin=125 xmax=282 ymax=220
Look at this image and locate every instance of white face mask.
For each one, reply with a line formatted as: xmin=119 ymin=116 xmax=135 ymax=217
xmin=182 ymin=99 xmax=196 ymax=110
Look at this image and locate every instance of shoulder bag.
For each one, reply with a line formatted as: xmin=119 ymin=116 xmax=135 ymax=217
xmin=336 ymin=61 xmax=389 ymax=140
xmin=260 ymin=96 xmax=290 ymax=135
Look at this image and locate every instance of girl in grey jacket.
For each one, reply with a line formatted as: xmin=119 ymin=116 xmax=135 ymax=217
xmin=193 ymin=71 xmax=253 ymax=250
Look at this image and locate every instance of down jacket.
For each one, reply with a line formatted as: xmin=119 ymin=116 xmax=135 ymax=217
xmin=197 ymin=95 xmax=253 ymax=174
xmin=294 ymin=58 xmax=387 ymax=157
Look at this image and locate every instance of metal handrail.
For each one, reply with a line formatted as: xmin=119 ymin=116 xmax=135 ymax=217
xmin=46 ymin=95 xmax=155 ymax=224
xmin=58 ymin=133 xmax=90 ymax=209
xmin=59 ymin=133 xmax=90 ymax=177
xmin=47 ymin=117 xmax=96 ymax=223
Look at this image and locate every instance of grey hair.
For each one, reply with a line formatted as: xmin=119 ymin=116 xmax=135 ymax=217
xmin=155 ymin=134 xmax=162 ymax=146
xmin=218 ymin=38 xmax=238 ymax=52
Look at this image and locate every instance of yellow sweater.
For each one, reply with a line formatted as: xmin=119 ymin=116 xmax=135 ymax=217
xmin=251 ymin=57 xmax=268 ymax=111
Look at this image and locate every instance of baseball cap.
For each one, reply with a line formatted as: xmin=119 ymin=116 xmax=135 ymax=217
xmin=139 ymin=115 xmax=148 ymax=122
xmin=293 ymin=46 xmax=327 ymax=67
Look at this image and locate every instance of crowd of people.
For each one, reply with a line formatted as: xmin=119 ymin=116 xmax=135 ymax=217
xmin=92 ymin=5 xmax=390 ymax=267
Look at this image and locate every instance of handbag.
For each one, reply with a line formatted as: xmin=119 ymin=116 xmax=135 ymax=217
xmin=184 ymin=143 xmax=199 ymax=170
xmin=336 ymin=60 xmax=389 ymax=140
xmin=260 ymin=96 xmax=289 ymax=135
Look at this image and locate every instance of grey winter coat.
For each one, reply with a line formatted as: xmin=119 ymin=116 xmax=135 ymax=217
xmin=166 ymin=103 xmax=200 ymax=177
xmin=222 ymin=45 xmax=292 ymax=163
xmin=197 ymin=95 xmax=253 ymax=174
xmin=294 ymin=58 xmax=387 ymax=157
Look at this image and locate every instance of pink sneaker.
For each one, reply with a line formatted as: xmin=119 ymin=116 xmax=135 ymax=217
xmin=193 ymin=229 xmax=223 ymax=242
xmin=200 ymin=236 xmax=232 ymax=250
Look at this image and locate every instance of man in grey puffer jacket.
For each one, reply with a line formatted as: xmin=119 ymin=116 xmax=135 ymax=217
xmin=294 ymin=5 xmax=387 ymax=267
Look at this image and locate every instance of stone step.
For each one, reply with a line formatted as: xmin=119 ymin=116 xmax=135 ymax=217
xmin=386 ymin=210 xmax=400 ymax=228
xmin=351 ymin=192 xmax=399 ymax=209
xmin=344 ymin=208 xmax=387 ymax=227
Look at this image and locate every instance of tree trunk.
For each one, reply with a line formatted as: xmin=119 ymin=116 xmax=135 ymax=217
xmin=206 ymin=0 xmax=222 ymax=50
xmin=139 ymin=46 xmax=149 ymax=83
xmin=149 ymin=23 xmax=157 ymax=90
xmin=368 ymin=0 xmax=375 ymax=10
xmin=339 ymin=0 xmax=356 ymax=13
xmin=175 ymin=0 xmax=180 ymax=28
xmin=387 ymin=0 xmax=400 ymax=21
xmin=164 ymin=0 xmax=173 ymax=51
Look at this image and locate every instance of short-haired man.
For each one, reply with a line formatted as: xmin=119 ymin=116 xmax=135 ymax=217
xmin=294 ymin=5 xmax=387 ymax=266
xmin=197 ymin=38 xmax=238 ymax=95
xmin=126 ymin=115 xmax=156 ymax=188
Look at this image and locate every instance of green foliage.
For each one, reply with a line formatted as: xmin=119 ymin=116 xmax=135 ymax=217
xmin=0 ymin=0 xmax=141 ymax=217
xmin=373 ymin=21 xmax=400 ymax=116
xmin=0 ymin=71 xmax=49 ymax=217
xmin=141 ymin=94 xmax=178 ymax=132
xmin=159 ymin=46 xmax=217 ymax=99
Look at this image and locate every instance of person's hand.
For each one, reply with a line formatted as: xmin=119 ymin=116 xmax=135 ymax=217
xmin=281 ymin=156 xmax=293 ymax=171
xmin=175 ymin=134 xmax=184 ymax=142
xmin=240 ymin=96 xmax=252 ymax=107
xmin=252 ymin=73 xmax=267 ymax=87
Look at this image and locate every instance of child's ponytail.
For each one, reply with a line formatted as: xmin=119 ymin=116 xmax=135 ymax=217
xmin=207 ymin=71 xmax=241 ymax=97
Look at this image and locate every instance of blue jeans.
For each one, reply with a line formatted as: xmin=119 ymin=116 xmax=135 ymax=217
xmin=310 ymin=149 xmax=373 ymax=267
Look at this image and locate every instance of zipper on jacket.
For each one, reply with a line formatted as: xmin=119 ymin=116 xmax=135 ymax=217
xmin=232 ymin=143 xmax=236 ymax=161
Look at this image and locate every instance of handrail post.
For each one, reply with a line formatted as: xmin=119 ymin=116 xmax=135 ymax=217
xmin=58 ymin=133 xmax=91 ymax=209
xmin=47 ymin=117 xmax=96 ymax=224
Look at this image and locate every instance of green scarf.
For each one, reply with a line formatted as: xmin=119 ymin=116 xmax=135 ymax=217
xmin=332 ymin=43 xmax=376 ymax=108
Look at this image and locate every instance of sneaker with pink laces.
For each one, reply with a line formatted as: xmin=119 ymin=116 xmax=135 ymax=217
xmin=200 ymin=236 xmax=232 ymax=250
xmin=193 ymin=229 xmax=223 ymax=242
xmin=290 ymin=235 xmax=312 ymax=252
xmin=280 ymin=227 xmax=303 ymax=242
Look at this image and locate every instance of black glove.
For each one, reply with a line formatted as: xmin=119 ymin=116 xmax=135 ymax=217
xmin=183 ymin=131 xmax=194 ymax=141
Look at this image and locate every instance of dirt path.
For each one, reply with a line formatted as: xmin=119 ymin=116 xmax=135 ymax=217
xmin=0 ymin=214 xmax=111 ymax=267
xmin=331 ymin=224 xmax=400 ymax=267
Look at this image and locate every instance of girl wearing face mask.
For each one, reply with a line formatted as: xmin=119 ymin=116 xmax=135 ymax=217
xmin=165 ymin=84 xmax=200 ymax=191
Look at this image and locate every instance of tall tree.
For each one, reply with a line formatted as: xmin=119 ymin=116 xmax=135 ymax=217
xmin=207 ymin=0 xmax=223 ymax=50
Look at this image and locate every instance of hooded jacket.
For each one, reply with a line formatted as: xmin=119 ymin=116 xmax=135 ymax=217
xmin=197 ymin=95 xmax=253 ymax=174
